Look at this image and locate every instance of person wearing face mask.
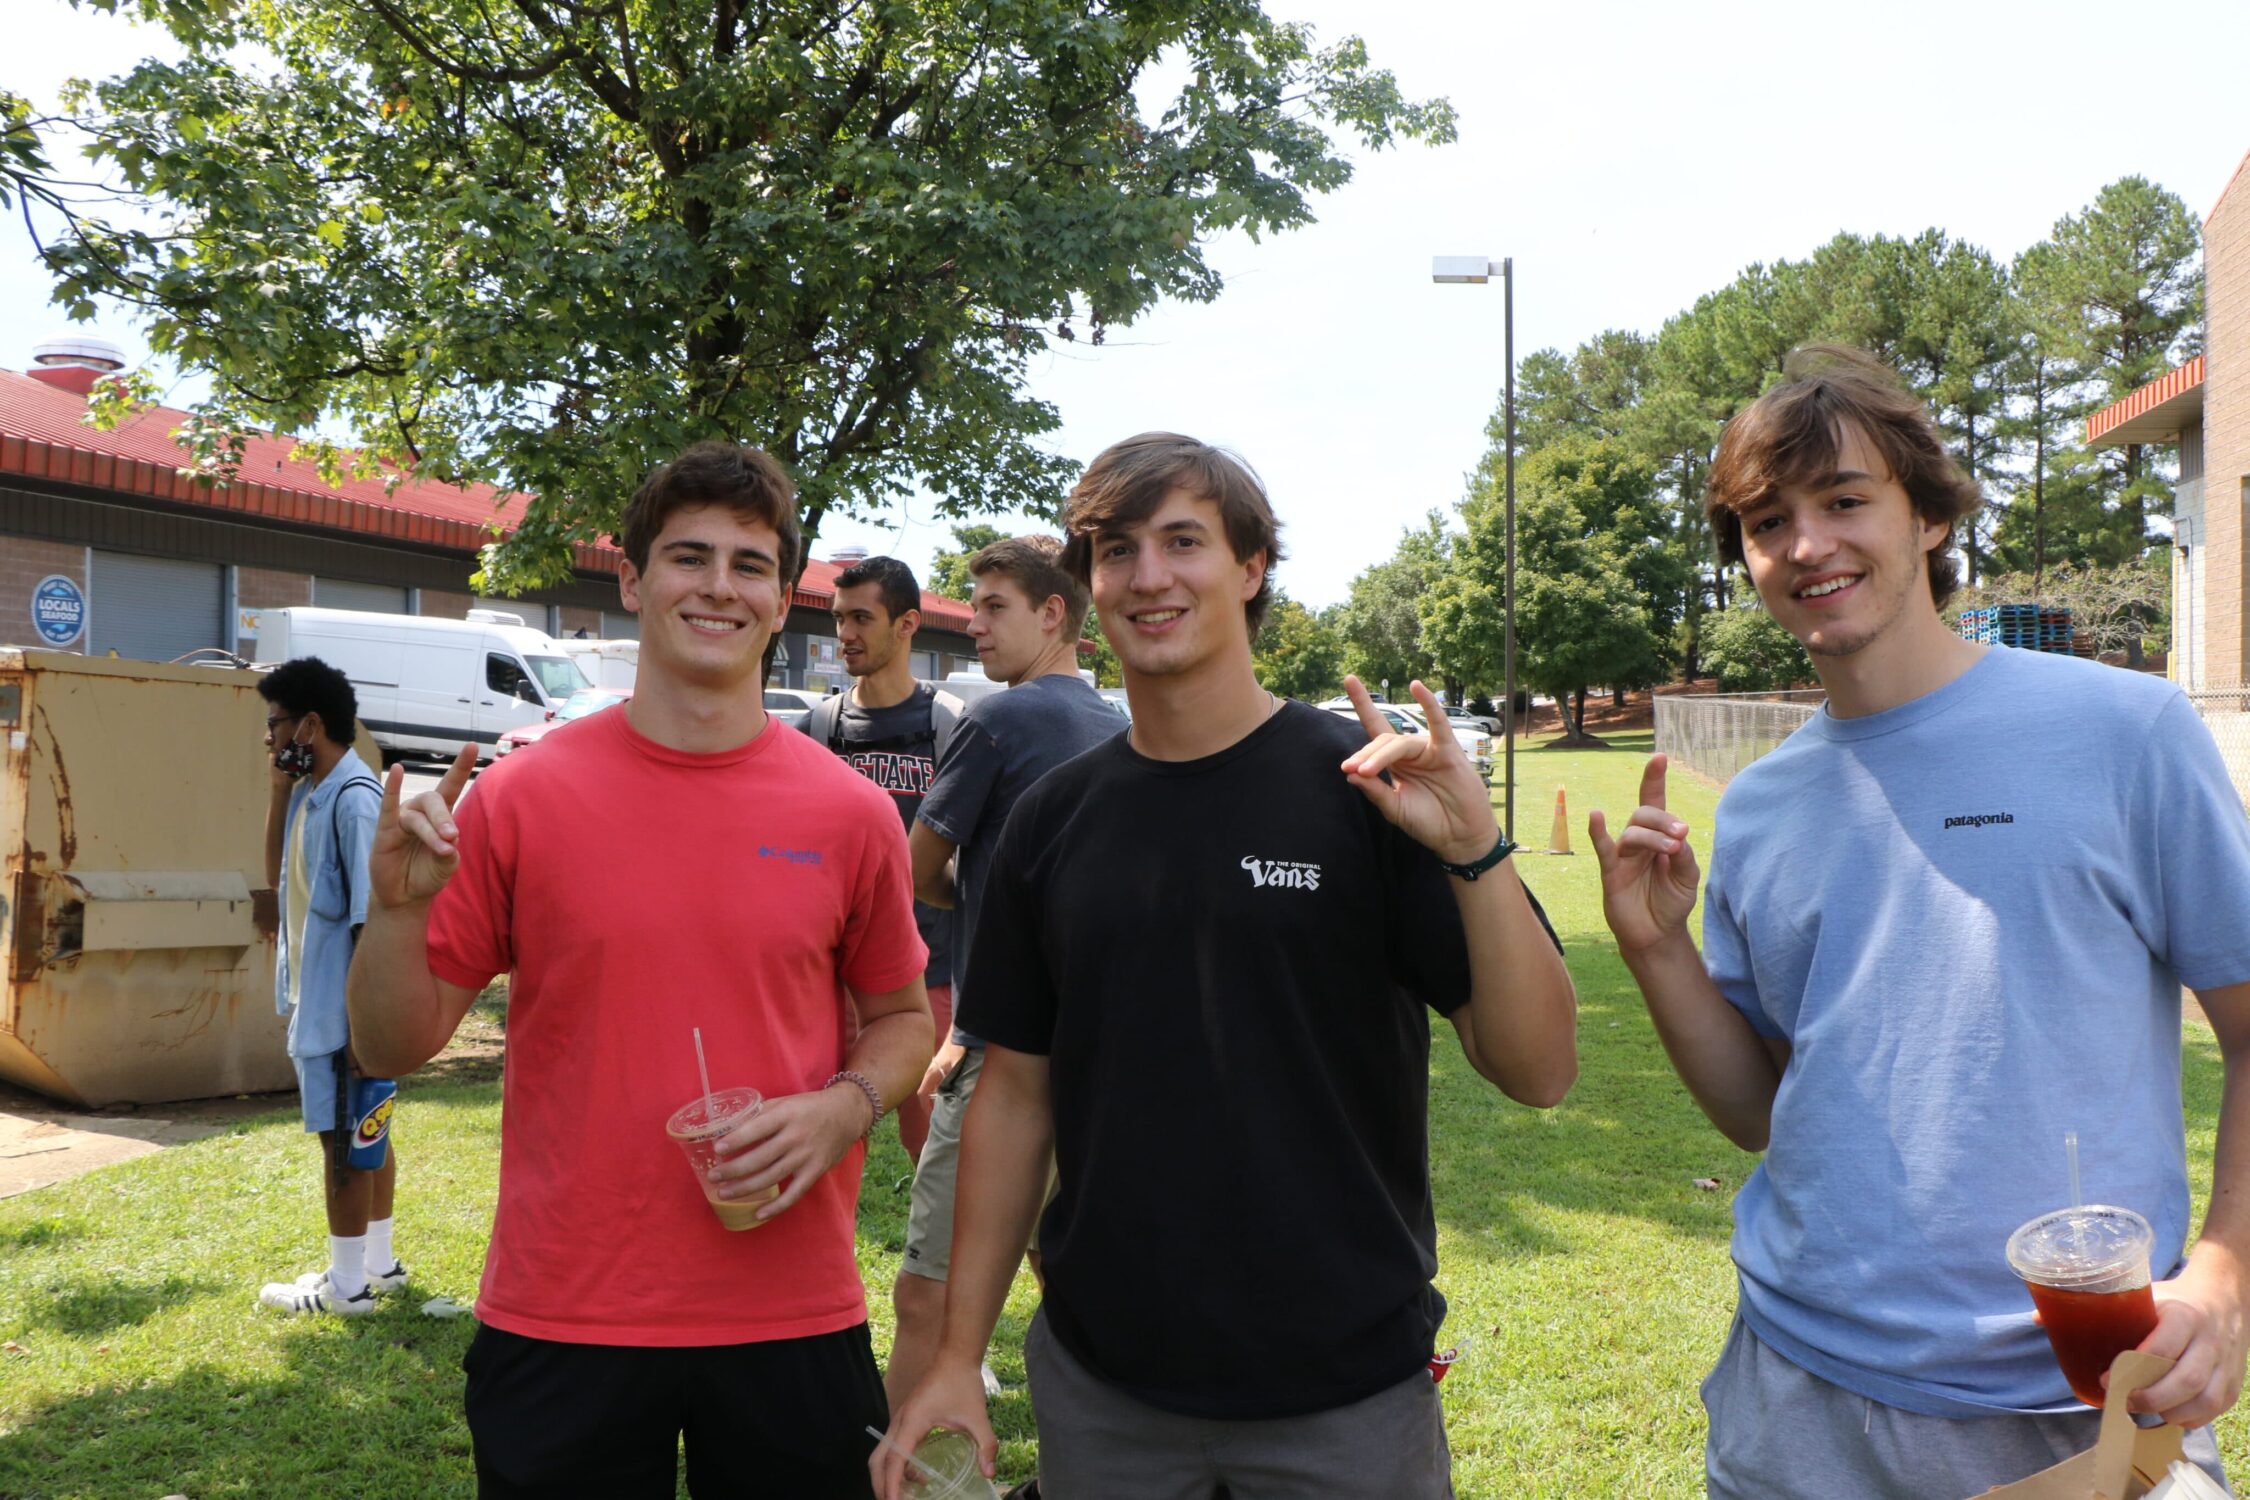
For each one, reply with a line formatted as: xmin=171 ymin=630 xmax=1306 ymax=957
xmin=255 ymin=655 xmax=406 ymax=1316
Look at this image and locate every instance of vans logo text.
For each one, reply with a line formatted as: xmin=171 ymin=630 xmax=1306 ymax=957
xmin=758 ymin=846 xmax=823 ymax=865
xmin=1942 ymin=812 xmax=2016 ymax=830
xmin=1241 ymin=856 xmax=1322 ymax=891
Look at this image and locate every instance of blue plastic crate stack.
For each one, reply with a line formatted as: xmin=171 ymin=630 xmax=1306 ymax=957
xmin=1957 ymin=603 xmax=2084 ymax=654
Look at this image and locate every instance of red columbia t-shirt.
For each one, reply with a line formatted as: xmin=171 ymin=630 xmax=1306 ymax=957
xmin=428 ymin=707 xmax=927 ymax=1346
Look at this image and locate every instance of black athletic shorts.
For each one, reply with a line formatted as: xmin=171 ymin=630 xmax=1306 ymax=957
xmin=462 ymin=1321 xmax=887 ymax=1498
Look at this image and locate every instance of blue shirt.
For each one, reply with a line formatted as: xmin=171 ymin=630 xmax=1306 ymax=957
xmin=1705 ymin=647 xmax=2250 ymax=1416
xmin=917 ymin=674 xmax=1124 ymax=1044
xmin=275 ymin=753 xmax=383 ymax=1059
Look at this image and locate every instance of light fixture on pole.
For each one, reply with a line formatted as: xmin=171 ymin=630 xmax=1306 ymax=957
xmin=1431 ymin=254 xmax=1515 ymax=842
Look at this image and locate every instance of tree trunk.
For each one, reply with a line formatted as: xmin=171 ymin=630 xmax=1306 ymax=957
xmin=1611 ymin=685 xmax=1627 ymax=709
xmin=1572 ymin=685 xmax=1587 ymax=735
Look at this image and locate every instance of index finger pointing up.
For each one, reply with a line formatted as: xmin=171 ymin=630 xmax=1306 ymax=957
xmin=437 ymin=742 xmax=479 ymax=808
xmin=1341 ymin=674 xmax=1389 ymax=742
xmin=1640 ymin=752 xmax=1669 ymax=813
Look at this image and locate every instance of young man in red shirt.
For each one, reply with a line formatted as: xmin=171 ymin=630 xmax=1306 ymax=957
xmin=349 ymin=441 xmax=935 ymax=1498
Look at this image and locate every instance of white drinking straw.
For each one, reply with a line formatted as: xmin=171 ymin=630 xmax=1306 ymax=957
xmin=864 ymin=1425 xmax=944 ymax=1484
xmin=693 ymin=1026 xmax=715 ymax=1121
xmin=2065 ymin=1130 xmax=2083 ymax=1209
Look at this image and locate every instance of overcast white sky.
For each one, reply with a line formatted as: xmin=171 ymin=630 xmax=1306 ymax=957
xmin=7 ymin=1 xmax=2247 ymax=606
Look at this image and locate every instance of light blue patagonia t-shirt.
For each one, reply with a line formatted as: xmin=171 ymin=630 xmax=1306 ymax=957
xmin=1703 ymin=646 xmax=2250 ymax=1417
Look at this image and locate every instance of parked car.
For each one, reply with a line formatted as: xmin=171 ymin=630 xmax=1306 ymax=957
xmin=495 ymin=687 xmax=633 ymax=757
xmin=247 ymin=605 xmax=590 ymax=764
xmin=764 ymin=687 xmax=824 ymax=731
xmin=1096 ymin=687 xmax=1132 ymax=722
xmin=559 ymin=637 xmax=637 ymax=689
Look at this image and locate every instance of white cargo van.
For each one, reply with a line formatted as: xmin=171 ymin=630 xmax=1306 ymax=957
xmin=248 ymin=606 xmax=589 ymax=762
xmin=560 ymin=638 xmax=637 ymax=689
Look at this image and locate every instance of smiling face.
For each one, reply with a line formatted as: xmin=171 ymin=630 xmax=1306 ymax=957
xmin=616 ymin=503 xmax=783 ymax=689
xmin=832 ymin=582 xmax=910 ymax=679
xmin=1738 ymin=423 xmax=1949 ymax=660
xmin=1089 ymin=487 xmax=1264 ymax=680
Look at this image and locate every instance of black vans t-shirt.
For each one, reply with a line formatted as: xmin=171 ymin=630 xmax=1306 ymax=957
xmin=959 ymin=701 xmax=1551 ymax=1420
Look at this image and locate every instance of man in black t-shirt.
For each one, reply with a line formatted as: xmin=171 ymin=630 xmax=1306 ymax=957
xmin=810 ymin=555 xmax=958 ymax=1162
xmin=876 ymin=435 xmax=1579 ymax=1500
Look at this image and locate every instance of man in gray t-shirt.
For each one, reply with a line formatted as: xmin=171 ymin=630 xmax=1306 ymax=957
xmin=884 ymin=534 xmax=1121 ymax=1411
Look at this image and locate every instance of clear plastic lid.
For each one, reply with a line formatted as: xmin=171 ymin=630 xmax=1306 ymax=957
xmin=2005 ymin=1204 xmax=2154 ymax=1289
xmin=663 ymin=1087 xmax=762 ymax=1141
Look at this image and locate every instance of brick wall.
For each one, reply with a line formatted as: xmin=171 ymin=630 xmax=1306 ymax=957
xmin=555 ymin=605 xmax=602 ymax=637
xmin=237 ymin=567 xmax=312 ymax=609
xmin=0 ymin=534 xmax=88 ymax=652
xmin=419 ymin=589 xmax=476 ymax=620
xmin=2207 ymin=155 xmax=2250 ymax=687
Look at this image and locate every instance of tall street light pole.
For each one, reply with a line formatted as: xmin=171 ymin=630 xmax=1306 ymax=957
xmin=1431 ymin=255 xmax=1515 ymax=842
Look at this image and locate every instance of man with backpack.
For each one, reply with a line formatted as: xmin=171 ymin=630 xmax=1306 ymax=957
xmin=812 ymin=555 xmax=962 ymax=1161
xmin=255 ymin=656 xmax=405 ymax=1316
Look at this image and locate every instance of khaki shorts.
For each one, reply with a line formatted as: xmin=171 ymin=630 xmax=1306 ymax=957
xmin=901 ymin=1047 xmax=1050 ymax=1282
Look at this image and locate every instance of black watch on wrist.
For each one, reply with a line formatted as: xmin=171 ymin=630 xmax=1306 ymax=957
xmin=1438 ymin=831 xmax=1518 ymax=881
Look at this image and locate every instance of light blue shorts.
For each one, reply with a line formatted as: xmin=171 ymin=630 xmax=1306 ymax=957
xmin=292 ymin=1048 xmax=348 ymax=1134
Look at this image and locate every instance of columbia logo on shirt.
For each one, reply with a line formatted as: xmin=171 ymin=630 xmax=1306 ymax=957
xmin=1942 ymin=812 xmax=2016 ymax=830
xmin=758 ymin=846 xmax=824 ymax=865
xmin=1241 ymin=856 xmax=1322 ymax=890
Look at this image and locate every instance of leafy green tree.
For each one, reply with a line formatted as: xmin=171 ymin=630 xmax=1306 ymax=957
xmin=1698 ymin=579 xmax=1813 ymax=692
xmin=1335 ymin=515 xmax=1450 ymax=696
xmin=41 ymin=1 xmax=1454 ymax=593
xmin=928 ymin=523 xmax=1008 ymax=602
xmin=1252 ymin=592 xmax=1344 ymax=700
xmin=2007 ymin=178 xmax=2202 ymax=560
xmin=1438 ymin=438 xmax=1672 ymax=741
xmin=1 ymin=91 xmax=57 ymax=214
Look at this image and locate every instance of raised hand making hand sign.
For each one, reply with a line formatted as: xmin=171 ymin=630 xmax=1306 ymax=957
xmin=1338 ymin=675 xmax=1500 ymax=867
xmin=369 ymin=744 xmax=479 ymax=910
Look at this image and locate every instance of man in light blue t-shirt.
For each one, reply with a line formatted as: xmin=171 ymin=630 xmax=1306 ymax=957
xmin=1592 ymin=346 xmax=2250 ymax=1498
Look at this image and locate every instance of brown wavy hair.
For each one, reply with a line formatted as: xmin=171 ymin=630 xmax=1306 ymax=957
xmin=618 ymin=441 xmax=801 ymax=580
xmin=969 ymin=534 xmax=1090 ymax=642
xmin=1704 ymin=345 xmax=1982 ymax=605
xmin=1059 ymin=432 xmax=1284 ymax=634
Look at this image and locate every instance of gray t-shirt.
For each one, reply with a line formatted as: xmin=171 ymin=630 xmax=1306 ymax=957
xmin=812 ymin=682 xmax=956 ymax=987
xmin=917 ymin=674 xmax=1124 ymax=1043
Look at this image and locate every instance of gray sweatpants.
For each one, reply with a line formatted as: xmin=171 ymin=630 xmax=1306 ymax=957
xmin=1703 ymin=1316 xmax=2230 ymax=1499
xmin=1023 ymin=1308 xmax=1453 ymax=1500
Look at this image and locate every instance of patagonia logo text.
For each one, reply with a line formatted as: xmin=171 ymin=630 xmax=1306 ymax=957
xmin=758 ymin=846 xmax=824 ymax=865
xmin=1241 ymin=856 xmax=1322 ymax=890
xmin=1942 ymin=812 xmax=2016 ymax=830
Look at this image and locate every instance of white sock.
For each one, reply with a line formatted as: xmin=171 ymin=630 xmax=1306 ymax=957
xmin=365 ymin=1216 xmax=396 ymax=1274
xmin=327 ymin=1234 xmax=368 ymax=1299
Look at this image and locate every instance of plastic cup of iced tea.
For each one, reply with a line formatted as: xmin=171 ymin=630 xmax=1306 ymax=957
xmin=900 ymin=1427 xmax=1001 ymax=1500
xmin=665 ymin=1087 xmax=777 ymax=1231
xmin=2005 ymin=1204 xmax=2159 ymax=1407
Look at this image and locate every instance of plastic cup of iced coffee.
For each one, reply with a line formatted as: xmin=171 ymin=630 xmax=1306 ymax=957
xmin=2005 ymin=1204 xmax=2159 ymax=1407
xmin=665 ymin=1087 xmax=777 ymax=1231
xmin=900 ymin=1427 xmax=1001 ymax=1500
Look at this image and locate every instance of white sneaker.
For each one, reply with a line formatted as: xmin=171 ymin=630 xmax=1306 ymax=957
xmin=259 ymin=1273 xmax=377 ymax=1316
xmin=295 ymin=1261 xmax=408 ymax=1295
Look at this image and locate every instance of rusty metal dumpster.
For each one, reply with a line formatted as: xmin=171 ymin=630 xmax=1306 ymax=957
xmin=0 ymin=648 xmax=363 ymax=1106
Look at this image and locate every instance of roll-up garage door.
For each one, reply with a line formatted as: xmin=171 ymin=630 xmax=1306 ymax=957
xmin=601 ymin=611 xmax=640 ymax=640
xmin=89 ymin=551 xmax=224 ymax=663
xmin=313 ymin=578 xmax=409 ymax=614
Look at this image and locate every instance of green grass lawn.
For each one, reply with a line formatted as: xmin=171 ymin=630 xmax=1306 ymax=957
xmin=0 ymin=731 xmax=2238 ymax=1497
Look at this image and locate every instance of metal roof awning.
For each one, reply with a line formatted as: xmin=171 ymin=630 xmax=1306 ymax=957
xmin=2086 ymin=356 xmax=2204 ymax=447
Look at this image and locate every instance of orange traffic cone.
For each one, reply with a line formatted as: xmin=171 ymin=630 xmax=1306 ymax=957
xmin=1545 ymin=786 xmax=1574 ymax=855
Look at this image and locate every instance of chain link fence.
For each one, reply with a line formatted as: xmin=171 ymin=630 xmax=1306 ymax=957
xmin=2189 ymin=689 xmax=2250 ymax=815
xmin=1653 ymin=691 xmax=1826 ymax=786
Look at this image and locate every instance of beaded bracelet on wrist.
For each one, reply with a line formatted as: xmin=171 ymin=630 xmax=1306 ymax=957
xmin=826 ymin=1070 xmax=885 ymax=1140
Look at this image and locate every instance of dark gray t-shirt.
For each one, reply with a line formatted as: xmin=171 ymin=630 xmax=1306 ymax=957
xmin=917 ymin=674 xmax=1124 ymax=1043
xmin=812 ymin=681 xmax=956 ymax=987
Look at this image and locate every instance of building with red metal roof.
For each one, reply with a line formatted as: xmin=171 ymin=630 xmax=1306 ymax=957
xmin=2085 ymin=147 xmax=2249 ymax=693
xmin=0 ymin=353 xmax=978 ymax=692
